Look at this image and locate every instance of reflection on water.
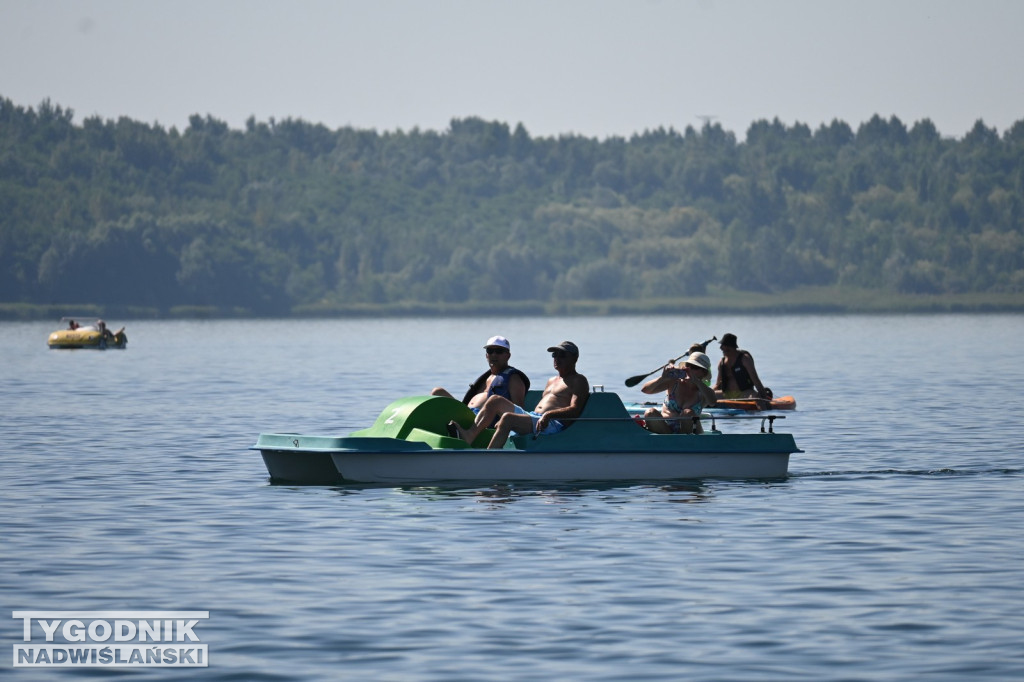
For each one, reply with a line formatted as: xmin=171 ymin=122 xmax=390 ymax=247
xmin=792 ymin=466 xmax=1024 ymax=479
xmin=390 ymin=482 xmax=712 ymax=505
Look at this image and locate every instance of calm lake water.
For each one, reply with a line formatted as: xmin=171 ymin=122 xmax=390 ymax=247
xmin=2 ymin=314 xmax=1023 ymax=680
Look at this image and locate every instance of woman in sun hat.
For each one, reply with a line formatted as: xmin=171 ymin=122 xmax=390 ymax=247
xmin=640 ymin=351 xmax=716 ymax=435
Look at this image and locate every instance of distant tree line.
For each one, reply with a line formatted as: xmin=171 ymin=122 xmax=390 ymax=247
xmin=1 ymin=95 xmax=1022 ymax=314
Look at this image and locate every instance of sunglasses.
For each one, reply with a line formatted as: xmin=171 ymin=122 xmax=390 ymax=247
xmin=551 ymin=350 xmax=568 ymax=358
xmin=485 ymin=347 xmax=508 ymax=355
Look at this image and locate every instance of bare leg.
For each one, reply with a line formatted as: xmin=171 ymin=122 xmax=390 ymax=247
xmin=454 ymin=394 xmax=515 ymax=444
xmin=487 ymin=412 xmax=536 ymax=449
xmin=643 ymin=407 xmax=672 ymax=434
xmin=676 ymin=410 xmax=697 ymax=434
xmin=431 ymin=387 xmax=454 ymax=398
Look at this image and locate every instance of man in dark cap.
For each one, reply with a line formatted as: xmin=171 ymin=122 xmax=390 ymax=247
xmin=451 ymin=340 xmax=589 ymax=449
xmin=713 ymin=333 xmax=770 ymax=400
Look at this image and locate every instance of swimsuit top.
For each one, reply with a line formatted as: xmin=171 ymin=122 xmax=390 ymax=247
xmin=663 ymin=380 xmax=702 ymax=416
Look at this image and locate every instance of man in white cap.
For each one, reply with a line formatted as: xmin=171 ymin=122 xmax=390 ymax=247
xmin=452 ymin=340 xmax=589 ymax=449
xmin=640 ymin=351 xmax=716 ymax=434
xmin=432 ymin=335 xmax=530 ymax=409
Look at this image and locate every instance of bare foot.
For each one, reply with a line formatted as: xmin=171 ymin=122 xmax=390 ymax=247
xmin=448 ymin=420 xmax=471 ymax=444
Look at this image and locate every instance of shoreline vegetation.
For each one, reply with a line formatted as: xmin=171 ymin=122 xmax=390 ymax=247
xmin=5 ymin=289 xmax=1024 ymax=321
xmin=4 ymin=98 xmax=1023 ymax=317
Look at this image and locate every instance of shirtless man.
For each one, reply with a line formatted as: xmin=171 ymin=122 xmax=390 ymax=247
xmin=432 ymin=335 xmax=529 ymax=409
xmin=640 ymin=351 xmax=715 ymax=434
xmin=452 ymin=341 xmax=589 ymax=450
xmin=714 ymin=333 xmax=769 ymax=400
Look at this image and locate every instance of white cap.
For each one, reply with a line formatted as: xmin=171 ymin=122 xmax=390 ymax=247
xmin=483 ymin=336 xmax=510 ymax=350
xmin=683 ymin=352 xmax=712 ymax=374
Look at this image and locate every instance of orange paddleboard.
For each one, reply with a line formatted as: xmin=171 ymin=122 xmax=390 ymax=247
xmin=714 ymin=395 xmax=796 ymax=412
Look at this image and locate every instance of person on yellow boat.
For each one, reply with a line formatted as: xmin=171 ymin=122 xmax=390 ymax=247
xmin=640 ymin=351 xmax=716 ymax=435
xmin=96 ymin=320 xmax=125 ymax=343
xmin=714 ymin=333 xmax=770 ymax=400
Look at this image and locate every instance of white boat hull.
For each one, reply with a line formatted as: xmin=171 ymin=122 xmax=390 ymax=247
xmin=328 ymin=448 xmax=790 ymax=484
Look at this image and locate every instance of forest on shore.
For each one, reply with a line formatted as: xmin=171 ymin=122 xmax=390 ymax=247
xmin=2 ymin=95 xmax=1023 ymax=318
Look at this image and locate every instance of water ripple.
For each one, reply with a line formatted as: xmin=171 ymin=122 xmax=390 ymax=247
xmin=3 ymin=316 xmax=1024 ymax=680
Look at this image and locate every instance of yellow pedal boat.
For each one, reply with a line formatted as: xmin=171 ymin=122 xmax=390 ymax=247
xmin=48 ymin=323 xmax=127 ymax=349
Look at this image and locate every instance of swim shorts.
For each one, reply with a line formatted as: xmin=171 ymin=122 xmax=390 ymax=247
xmin=510 ymin=404 xmax=564 ymax=435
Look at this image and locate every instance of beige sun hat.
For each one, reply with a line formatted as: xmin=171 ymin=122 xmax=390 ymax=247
xmin=683 ymin=352 xmax=712 ymax=374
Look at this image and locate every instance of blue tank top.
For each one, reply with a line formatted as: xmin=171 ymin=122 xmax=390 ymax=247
xmin=462 ymin=367 xmax=530 ymax=404
xmin=487 ymin=369 xmax=515 ymax=399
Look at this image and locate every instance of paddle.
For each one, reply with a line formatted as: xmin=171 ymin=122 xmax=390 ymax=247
xmin=624 ymin=353 xmax=689 ymax=388
xmin=624 ymin=336 xmax=717 ymax=388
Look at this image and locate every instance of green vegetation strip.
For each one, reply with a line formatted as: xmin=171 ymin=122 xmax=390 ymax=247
xmin=7 ymin=289 xmax=1024 ymax=321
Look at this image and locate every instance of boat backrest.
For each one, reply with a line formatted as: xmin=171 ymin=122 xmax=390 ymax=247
xmin=521 ymin=389 xmax=626 ymax=421
xmin=508 ymin=391 xmax=641 ymax=450
xmin=523 ymin=390 xmax=542 ymax=411
xmin=577 ymin=392 xmax=628 ymax=419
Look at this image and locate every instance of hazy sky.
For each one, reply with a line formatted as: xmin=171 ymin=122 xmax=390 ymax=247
xmin=2 ymin=0 xmax=1021 ymax=140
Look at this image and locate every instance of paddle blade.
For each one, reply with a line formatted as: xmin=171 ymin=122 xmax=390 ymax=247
xmin=624 ymin=374 xmax=647 ymax=388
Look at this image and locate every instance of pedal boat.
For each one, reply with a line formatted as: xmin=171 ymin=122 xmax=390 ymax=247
xmin=253 ymin=391 xmax=802 ymax=485
xmin=47 ymin=326 xmax=127 ymax=349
